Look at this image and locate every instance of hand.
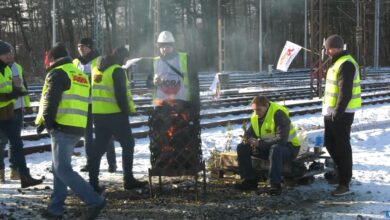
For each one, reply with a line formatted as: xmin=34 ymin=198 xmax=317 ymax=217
xmin=12 ymin=77 xmax=22 ymax=88
xmin=248 ymin=138 xmax=258 ymax=151
xmin=331 ymin=112 xmax=340 ymax=122
xmin=36 ymin=124 xmax=45 ymax=134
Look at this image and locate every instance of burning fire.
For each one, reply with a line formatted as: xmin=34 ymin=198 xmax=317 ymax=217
xmin=167 ymin=126 xmax=176 ymax=138
xmin=161 ymin=145 xmax=175 ymax=153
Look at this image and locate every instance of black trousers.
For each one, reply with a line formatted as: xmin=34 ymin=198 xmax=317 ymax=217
xmin=85 ymin=105 xmax=116 ymax=168
xmin=88 ymin=113 xmax=135 ymax=187
xmin=324 ymin=112 xmax=354 ymax=186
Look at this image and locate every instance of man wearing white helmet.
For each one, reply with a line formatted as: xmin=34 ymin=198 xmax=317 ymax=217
xmin=148 ymin=31 xmax=201 ymax=176
xmin=152 ymin=30 xmax=200 ymax=109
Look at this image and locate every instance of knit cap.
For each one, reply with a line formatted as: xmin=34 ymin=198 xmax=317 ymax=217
xmin=78 ymin=38 xmax=94 ymax=49
xmin=0 ymin=40 xmax=11 ymax=55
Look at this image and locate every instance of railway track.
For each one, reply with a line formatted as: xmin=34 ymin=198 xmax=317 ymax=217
xmin=27 ymin=69 xmax=390 ymax=96
xmin=22 ymin=81 xmax=390 ymax=125
xmin=15 ymin=90 xmax=390 ymax=156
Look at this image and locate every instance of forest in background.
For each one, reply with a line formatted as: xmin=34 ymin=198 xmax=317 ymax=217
xmin=0 ymin=0 xmax=389 ymax=83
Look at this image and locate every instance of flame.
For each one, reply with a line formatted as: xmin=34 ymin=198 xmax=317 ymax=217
xmin=161 ymin=145 xmax=174 ymax=153
xmin=154 ymin=99 xmax=164 ymax=106
xmin=181 ymin=112 xmax=190 ymax=121
xmin=167 ymin=126 xmax=175 ymax=138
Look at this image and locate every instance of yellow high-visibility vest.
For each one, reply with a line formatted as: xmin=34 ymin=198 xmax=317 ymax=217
xmin=250 ymin=102 xmax=300 ymax=148
xmin=73 ymin=57 xmax=99 ymax=75
xmin=35 ymin=64 xmax=90 ymax=128
xmin=13 ymin=63 xmax=30 ymax=107
xmin=0 ymin=66 xmax=15 ymax=108
xmin=153 ymin=52 xmax=190 ymax=102
xmin=324 ymin=55 xmax=361 ymax=111
xmin=91 ymin=64 xmax=136 ymax=114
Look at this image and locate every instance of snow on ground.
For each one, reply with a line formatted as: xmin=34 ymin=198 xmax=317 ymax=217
xmin=1 ymin=102 xmax=390 ymax=219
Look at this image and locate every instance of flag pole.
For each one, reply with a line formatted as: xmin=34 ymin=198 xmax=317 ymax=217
xmin=301 ymin=47 xmax=321 ymax=56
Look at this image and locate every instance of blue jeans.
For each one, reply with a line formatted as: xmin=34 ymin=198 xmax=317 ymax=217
xmin=48 ymin=129 xmax=103 ymax=215
xmin=237 ymin=143 xmax=299 ymax=184
xmin=0 ymin=116 xmax=28 ymax=174
xmin=0 ymin=109 xmax=23 ymax=170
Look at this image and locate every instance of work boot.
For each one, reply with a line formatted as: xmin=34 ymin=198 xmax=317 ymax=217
xmin=10 ymin=169 xmax=20 ymax=180
xmin=234 ymin=179 xmax=258 ymax=191
xmin=41 ymin=209 xmax=63 ymax=219
xmin=0 ymin=169 xmax=5 ymax=183
xmin=80 ymin=165 xmax=89 ymax=172
xmin=108 ymin=165 xmax=117 ymax=173
xmin=20 ymin=173 xmax=44 ymax=188
xmin=90 ymin=182 xmax=106 ymax=195
xmin=331 ymin=184 xmax=352 ymax=196
xmin=82 ymin=199 xmax=106 ymax=220
xmin=124 ymin=177 xmax=148 ymax=190
xmin=269 ymin=183 xmax=282 ymax=196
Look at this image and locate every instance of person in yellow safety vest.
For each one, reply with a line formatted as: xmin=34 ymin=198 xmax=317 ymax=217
xmin=235 ymin=96 xmax=300 ymax=196
xmin=73 ymin=37 xmax=117 ymax=174
xmin=89 ymin=46 xmax=146 ymax=192
xmin=322 ymin=35 xmax=361 ymax=197
xmin=35 ymin=42 xmax=106 ymax=219
xmin=0 ymin=40 xmax=43 ymax=188
xmin=0 ymin=42 xmax=31 ymax=181
xmin=150 ymin=30 xmax=200 ymax=111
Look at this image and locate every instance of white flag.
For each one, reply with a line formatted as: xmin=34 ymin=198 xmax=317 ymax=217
xmin=276 ymin=41 xmax=302 ymax=72
xmin=209 ymin=72 xmax=221 ymax=98
xmin=122 ymin=57 xmax=143 ymax=69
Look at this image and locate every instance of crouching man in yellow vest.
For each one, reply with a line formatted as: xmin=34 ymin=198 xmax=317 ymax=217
xmin=235 ymin=96 xmax=300 ymax=196
xmin=35 ymin=43 xmax=105 ymax=219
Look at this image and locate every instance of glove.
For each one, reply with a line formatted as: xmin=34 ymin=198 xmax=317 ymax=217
xmin=36 ymin=124 xmax=45 ymax=134
xmin=5 ymin=88 xmax=28 ymax=99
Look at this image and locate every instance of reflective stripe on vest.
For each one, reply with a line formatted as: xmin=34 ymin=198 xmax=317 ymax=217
xmin=324 ymin=55 xmax=362 ymax=111
xmin=35 ymin=63 xmax=90 ymax=128
xmin=91 ymin=64 xmax=136 ymax=114
xmin=153 ymin=52 xmax=190 ymax=102
xmin=13 ymin=63 xmax=31 ymax=107
xmin=250 ymin=102 xmax=300 ymax=148
xmin=0 ymin=66 xmax=15 ymax=108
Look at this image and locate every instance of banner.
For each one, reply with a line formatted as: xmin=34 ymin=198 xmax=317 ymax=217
xmin=276 ymin=41 xmax=302 ymax=72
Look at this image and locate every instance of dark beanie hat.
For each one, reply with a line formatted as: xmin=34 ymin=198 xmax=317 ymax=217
xmin=0 ymin=40 xmax=11 ymax=55
xmin=325 ymin=34 xmax=344 ymax=49
xmin=48 ymin=42 xmax=68 ymax=60
xmin=78 ymin=37 xmax=94 ymax=49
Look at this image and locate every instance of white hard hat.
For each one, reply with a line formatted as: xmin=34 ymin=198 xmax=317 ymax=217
xmin=157 ymin=31 xmax=175 ymax=43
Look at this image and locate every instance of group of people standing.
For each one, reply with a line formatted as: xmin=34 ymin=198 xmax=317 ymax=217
xmin=1 ymin=30 xmax=199 ymax=219
xmin=0 ymin=32 xmax=359 ymax=218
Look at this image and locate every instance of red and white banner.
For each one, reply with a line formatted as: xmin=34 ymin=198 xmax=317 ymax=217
xmin=276 ymin=41 xmax=302 ymax=72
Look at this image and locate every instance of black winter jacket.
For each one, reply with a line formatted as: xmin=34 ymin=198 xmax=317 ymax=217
xmin=75 ymin=50 xmax=100 ymax=66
